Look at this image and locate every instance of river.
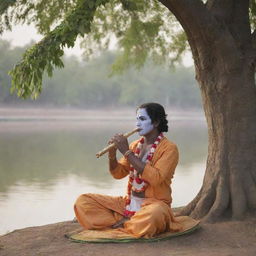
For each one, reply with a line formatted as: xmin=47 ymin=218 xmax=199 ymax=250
xmin=0 ymin=108 xmax=207 ymax=235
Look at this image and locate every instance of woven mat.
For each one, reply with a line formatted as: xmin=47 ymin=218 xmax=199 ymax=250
xmin=66 ymin=216 xmax=200 ymax=243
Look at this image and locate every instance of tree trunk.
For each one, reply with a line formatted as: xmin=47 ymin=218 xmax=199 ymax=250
xmin=180 ymin=56 xmax=256 ymax=222
xmin=159 ymin=0 xmax=256 ymax=221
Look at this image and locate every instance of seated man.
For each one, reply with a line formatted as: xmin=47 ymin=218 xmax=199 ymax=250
xmin=74 ymin=102 xmax=183 ymax=238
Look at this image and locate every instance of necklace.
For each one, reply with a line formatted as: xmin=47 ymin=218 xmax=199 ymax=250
xmin=124 ymin=132 xmax=164 ymax=217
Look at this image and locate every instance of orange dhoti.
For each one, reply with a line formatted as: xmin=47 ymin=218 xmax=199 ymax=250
xmin=74 ymin=193 xmax=182 ymax=238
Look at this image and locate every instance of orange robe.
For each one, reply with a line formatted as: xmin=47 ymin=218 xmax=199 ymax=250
xmin=74 ymin=137 xmax=183 ymax=238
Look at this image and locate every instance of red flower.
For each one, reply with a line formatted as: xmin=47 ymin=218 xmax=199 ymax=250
xmin=135 ymin=177 xmax=143 ymax=184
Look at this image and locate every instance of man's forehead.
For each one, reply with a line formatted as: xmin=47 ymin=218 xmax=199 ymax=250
xmin=137 ymin=108 xmax=149 ymax=117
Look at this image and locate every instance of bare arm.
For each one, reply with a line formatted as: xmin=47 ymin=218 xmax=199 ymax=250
xmin=108 ymin=151 xmax=118 ymax=171
xmin=110 ymin=133 xmax=146 ymax=174
xmin=107 ymin=137 xmax=130 ymax=179
xmin=125 ymin=152 xmax=145 ymax=174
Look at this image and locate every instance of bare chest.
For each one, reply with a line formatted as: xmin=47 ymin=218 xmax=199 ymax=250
xmin=138 ymin=144 xmax=152 ymax=160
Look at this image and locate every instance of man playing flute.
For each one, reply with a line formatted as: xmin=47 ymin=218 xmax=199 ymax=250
xmin=74 ymin=102 xmax=185 ymax=238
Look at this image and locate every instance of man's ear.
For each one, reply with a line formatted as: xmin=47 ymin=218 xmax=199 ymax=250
xmin=154 ymin=121 xmax=160 ymax=128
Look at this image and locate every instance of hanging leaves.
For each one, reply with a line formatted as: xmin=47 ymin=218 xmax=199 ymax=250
xmin=9 ymin=0 xmax=110 ymax=99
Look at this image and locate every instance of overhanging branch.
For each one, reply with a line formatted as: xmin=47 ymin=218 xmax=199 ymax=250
xmin=158 ymin=0 xmax=222 ymax=70
xmin=206 ymin=0 xmax=251 ymax=49
xmin=158 ymin=0 xmax=212 ymax=36
xmin=9 ymin=0 xmax=110 ymax=99
xmin=0 ymin=0 xmax=18 ymax=33
xmin=158 ymin=0 xmax=245 ymax=78
xmin=0 ymin=0 xmax=17 ymax=15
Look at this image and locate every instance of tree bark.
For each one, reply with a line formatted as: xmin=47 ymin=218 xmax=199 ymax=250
xmin=160 ymin=0 xmax=256 ymax=221
xmin=182 ymin=59 xmax=256 ymax=221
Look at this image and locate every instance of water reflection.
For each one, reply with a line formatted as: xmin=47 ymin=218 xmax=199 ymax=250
xmin=0 ymin=119 xmax=207 ymax=235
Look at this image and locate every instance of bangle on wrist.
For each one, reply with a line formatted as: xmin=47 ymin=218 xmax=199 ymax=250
xmin=124 ymin=149 xmax=133 ymax=158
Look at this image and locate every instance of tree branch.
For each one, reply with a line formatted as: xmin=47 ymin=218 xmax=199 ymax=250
xmin=0 ymin=0 xmax=17 ymax=15
xmin=158 ymin=0 xmax=249 ymax=73
xmin=206 ymin=0 xmax=232 ymax=12
xmin=0 ymin=0 xmax=18 ymax=33
xmin=158 ymin=0 xmax=223 ymax=71
xmin=9 ymin=0 xmax=111 ymax=99
xmin=206 ymin=0 xmax=251 ymax=50
xmin=158 ymin=0 xmax=216 ymax=38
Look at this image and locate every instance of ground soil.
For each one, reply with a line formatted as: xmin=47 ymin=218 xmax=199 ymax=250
xmin=0 ymin=216 xmax=256 ymax=256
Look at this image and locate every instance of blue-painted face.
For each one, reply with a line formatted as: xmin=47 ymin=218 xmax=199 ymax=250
xmin=136 ymin=108 xmax=154 ymax=136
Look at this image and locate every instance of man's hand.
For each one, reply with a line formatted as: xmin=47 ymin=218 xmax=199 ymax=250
xmin=110 ymin=134 xmax=129 ymax=155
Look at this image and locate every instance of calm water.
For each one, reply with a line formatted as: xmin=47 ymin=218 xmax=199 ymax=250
xmin=0 ymin=117 xmax=207 ymax=235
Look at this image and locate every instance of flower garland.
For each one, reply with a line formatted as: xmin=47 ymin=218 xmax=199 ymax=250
xmin=124 ymin=133 xmax=164 ymax=217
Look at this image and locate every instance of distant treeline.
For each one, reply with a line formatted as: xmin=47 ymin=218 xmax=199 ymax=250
xmin=0 ymin=39 xmax=202 ymax=109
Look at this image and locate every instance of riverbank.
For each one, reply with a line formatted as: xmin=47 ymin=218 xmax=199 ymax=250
xmin=0 ymin=107 xmax=206 ymax=133
xmin=0 ymin=106 xmax=205 ymax=121
xmin=0 ymin=216 xmax=255 ymax=256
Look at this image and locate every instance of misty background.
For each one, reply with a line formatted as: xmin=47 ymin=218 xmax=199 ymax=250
xmin=0 ymin=39 xmax=201 ymax=110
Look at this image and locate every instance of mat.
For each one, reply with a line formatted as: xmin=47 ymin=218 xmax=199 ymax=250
xmin=66 ymin=216 xmax=200 ymax=243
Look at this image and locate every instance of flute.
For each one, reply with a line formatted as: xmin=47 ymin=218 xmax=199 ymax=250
xmin=96 ymin=128 xmax=140 ymax=158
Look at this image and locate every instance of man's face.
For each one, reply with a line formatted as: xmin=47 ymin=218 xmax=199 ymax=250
xmin=136 ymin=108 xmax=154 ymax=136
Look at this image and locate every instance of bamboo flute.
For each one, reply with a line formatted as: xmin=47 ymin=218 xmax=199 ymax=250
xmin=96 ymin=128 xmax=140 ymax=158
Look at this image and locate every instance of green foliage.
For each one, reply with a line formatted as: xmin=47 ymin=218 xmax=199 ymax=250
xmin=7 ymin=0 xmax=110 ymax=99
xmin=0 ymin=0 xmax=16 ymax=32
xmin=250 ymin=0 xmax=256 ymax=31
xmin=0 ymin=40 xmax=201 ymax=109
xmin=0 ymin=40 xmax=28 ymax=102
xmin=3 ymin=0 xmax=256 ymax=99
xmin=1 ymin=0 xmax=190 ymax=99
xmin=82 ymin=0 xmax=187 ymax=72
xmin=0 ymin=0 xmax=76 ymax=34
xmin=0 ymin=0 xmax=16 ymax=15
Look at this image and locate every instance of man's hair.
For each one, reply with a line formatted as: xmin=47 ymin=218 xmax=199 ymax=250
xmin=137 ymin=102 xmax=168 ymax=133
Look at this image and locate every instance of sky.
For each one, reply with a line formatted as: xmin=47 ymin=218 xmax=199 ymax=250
xmin=1 ymin=24 xmax=83 ymax=58
xmin=1 ymin=24 xmax=193 ymax=66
